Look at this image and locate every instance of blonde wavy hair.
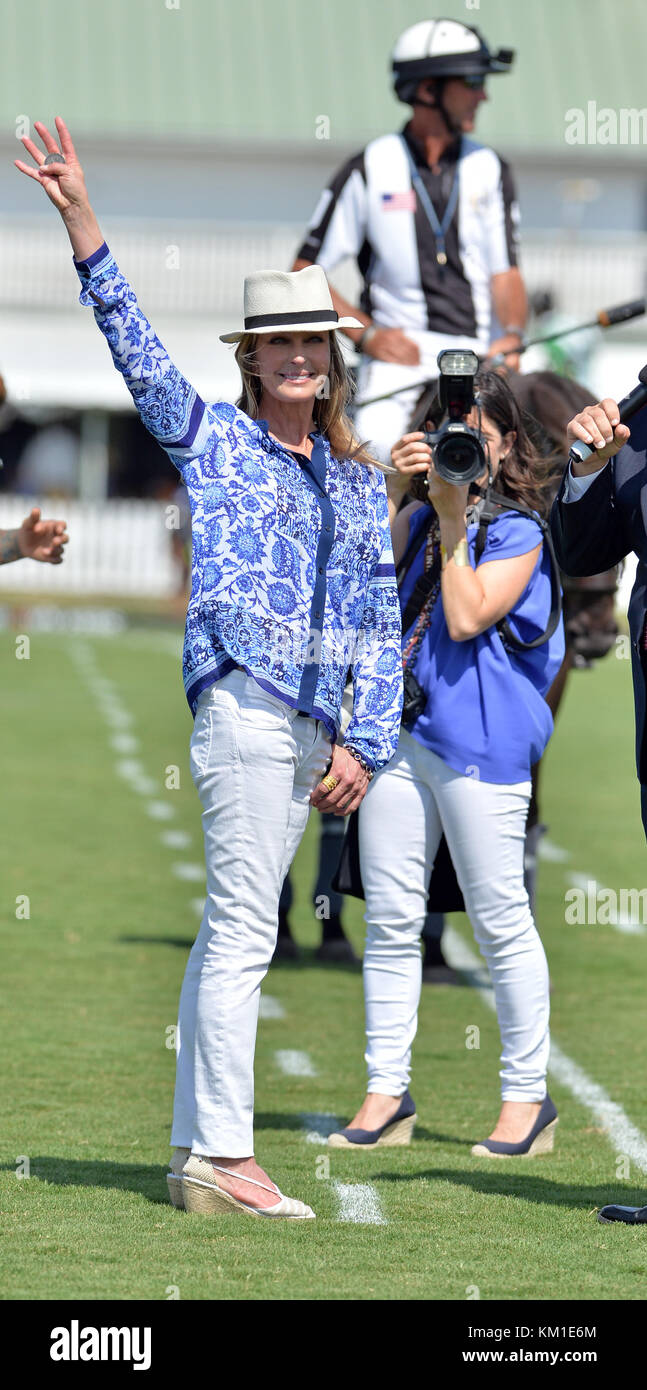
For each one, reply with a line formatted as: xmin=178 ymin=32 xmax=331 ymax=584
xmin=233 ymin=332 xmax=393 ymax=473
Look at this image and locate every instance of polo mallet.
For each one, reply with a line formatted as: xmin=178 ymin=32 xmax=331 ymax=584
xmin=489 ymin=298 xmax=646 ymax=366
xmin=355 ymin=298 xmax=646 ymax=409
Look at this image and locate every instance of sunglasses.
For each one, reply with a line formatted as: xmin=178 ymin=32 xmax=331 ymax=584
xmin=461 ymin=75 xmax=487 ymax=91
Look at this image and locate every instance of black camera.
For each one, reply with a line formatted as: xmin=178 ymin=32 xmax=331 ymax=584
xmin=401 ymin=666 xmax=427 ymax=728
xmin=424 ymin=349 xmax=487 ymax=485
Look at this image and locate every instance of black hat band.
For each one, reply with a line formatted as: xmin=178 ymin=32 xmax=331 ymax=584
xmin=245 ymin=309 xmax=339 ymax=330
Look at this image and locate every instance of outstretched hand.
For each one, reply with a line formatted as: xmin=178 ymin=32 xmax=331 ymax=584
xmin=14 ymin=116 xmax=89 ymax=215
xmin=19 ymin=508 xmax=69 ymax=565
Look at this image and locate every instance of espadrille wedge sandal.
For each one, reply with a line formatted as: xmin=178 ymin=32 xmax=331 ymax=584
xmin=470 ymin=1094 xmax=558 ymax=1157
xmin=328 ymin=1089 xmax=416 ymax=1148
xmin=182 ymin=1155 xmax=316 ymax=1219
xmin=167 ymin=1146 xmax=191 ymax=1208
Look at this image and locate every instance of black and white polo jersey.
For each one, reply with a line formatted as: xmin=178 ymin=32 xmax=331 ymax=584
xmin=296 ymin=124 xmax=520 ymax=347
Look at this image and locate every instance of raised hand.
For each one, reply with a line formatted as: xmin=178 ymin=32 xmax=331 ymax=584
xmin=14 ymin=117 xmax=103 ymax=261
xmin=14 ymin=117 xmax=88 ymax=213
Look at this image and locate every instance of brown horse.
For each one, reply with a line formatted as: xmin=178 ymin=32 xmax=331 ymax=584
xmin=506 ymin=371 xmax=621 ymax=844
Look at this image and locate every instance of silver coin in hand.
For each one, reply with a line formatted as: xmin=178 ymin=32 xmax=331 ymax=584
xmin=42 ymin=152 xmax=66 ymax=166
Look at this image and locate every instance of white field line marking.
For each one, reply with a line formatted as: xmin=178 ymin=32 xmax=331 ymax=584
xmin=145 ymin=801 xmax=175 ymax=821
xmin=172 ymin=862 xmax=205 ymax=882
xmin=538 ymin=838 xmax=571 ymax=864
xmin=444 ymin=925 xmax=647 ymax=1173
xmin=121 ymin=631 xmax=183 ymax=659
xmin=85 ymin=673 xmax=113 ymax=690
xmin=259 ymin=995 xmax=286 ymax=1020
xmin=115 ymin=759 xmax=157 ymax=795
xmin=547 ymin=1047 xmax=647 ymax=1173
xmin=298 ymin=1113 xmax=387 ymax=1227
xmin=102 ymin=709 xmax=134 ymax=729
xmin=275 ymin=1049 xmax=317 ymax=1078
xmin=299 ymin=1112 xmax=341 ymax=1144
xmin=333 ymin=1182 xmax=386 ymax=1226
xmin=536 ymin=835 xmax=645 ymax=936
xmin=70 ymin=647 xmax=179 ymax=830
xmin=89 ymin=690 xmax=119 ymax=707
xmin=161 ymin=829 xmax=193 ymax=850
xmin=567 ymin=872 xmax=647 ymax=937
xmin=109 ymin=733 xmax=140 ymax=754
xmin=73 ymin=646 xmax=205 ymax=941
xmin=115 ymin=759 xmax=147 ymax=781
xmin=97 ymin=700 xmax=126 ymax=716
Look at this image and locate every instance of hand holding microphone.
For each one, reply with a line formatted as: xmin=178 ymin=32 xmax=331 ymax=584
xmin=567 ymin=365 xmax=647 ymax=475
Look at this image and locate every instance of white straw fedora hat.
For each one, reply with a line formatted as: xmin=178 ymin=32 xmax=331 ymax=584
xmin=219 ymin=264 xmax=364 ymax=343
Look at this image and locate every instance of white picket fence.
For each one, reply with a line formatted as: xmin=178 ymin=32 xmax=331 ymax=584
xmin=0 ymin=495 xmax=180 ymax=598
xmin=0 ymin=488 xmax=636 ymax=615
xmin=1 ymin=217 xmax=646 ymax=324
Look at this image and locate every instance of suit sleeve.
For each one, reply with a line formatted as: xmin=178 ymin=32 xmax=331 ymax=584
xmin=550 ymin=460 xmax=631 ymax=574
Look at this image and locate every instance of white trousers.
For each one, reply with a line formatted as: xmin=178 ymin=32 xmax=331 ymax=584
xmin=358 ymin=729 xmax=550 ymax=1102
xmin=171 ymin=670 xmax=331 ymax=1156
xmin=353 ymin=330 xmax=483 ymax=468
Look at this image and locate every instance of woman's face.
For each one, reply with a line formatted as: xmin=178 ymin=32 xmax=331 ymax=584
xmin=253 ymin=331 xmax=332 ymax=407
xmin=465 ymin=407 xmax=516 ymax=485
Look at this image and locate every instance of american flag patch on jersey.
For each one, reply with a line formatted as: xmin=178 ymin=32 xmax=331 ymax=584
xmin=381 ymin=191 xmax=416 ymax=211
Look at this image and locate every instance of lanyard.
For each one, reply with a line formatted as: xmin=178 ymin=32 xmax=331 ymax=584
xmin=401 ymin=135 xmax=462 ymax=272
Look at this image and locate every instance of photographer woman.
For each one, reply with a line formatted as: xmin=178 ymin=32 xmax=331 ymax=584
xmin=17 ymin=118 xmax=403 ymax=1218
xmin=329 ymin=370 xmax=565 ymax=1155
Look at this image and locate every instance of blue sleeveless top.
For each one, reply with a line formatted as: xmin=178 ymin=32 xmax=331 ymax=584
xmin=399 ymin=505 xmax=565 ymax=783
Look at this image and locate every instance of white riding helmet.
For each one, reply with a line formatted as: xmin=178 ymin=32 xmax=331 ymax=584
xmin=392 ymin=18 xmax=514 ymax=105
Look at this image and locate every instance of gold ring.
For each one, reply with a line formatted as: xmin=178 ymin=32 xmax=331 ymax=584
xmin=322 ymin=774 xmax=339 ymax=793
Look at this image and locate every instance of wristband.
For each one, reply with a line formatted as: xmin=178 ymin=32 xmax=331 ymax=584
xmin=344 ymin=746 xmax=374 ymax=780
xmin=357 ymin=325 xmax=378 ymax=353
xmin=502 ymin=325 xmax=524 ymax=342
xmin=440 ymin=538 xmax=469 ymax=569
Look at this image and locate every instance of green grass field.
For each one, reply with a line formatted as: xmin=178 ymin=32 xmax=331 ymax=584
xmin=2 ymin=625 xmax=647 ymax=1302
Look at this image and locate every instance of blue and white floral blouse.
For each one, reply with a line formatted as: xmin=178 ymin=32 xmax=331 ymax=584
xmin=74 ymin=243 xmax=403 ymax=771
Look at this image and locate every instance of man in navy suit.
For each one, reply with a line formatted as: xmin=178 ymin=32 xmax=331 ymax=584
xmin=551 ymin=393 xmax=647 ymax=1226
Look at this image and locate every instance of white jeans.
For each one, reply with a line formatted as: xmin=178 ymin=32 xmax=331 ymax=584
xmin=353 ymin=331 xmax=483 ymax=468
xmin=171 ymin=670 xmax=331 ymax=1156
xmin=358 ymin=729 xmax=550 ymax=1102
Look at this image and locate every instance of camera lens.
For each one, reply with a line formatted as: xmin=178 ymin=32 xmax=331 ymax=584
xmin=446 ymin=440 xmax=473 ymax=467
xmin=434 ymin=428 xmax=486 ymax=485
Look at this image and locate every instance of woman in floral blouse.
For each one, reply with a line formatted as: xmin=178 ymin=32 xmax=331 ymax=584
xmin=17 ymin=118 xmax=403 ymax=1221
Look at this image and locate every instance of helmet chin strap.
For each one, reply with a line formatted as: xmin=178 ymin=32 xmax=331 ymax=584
xmin=412 ymin=80 xmax=463 ymax=137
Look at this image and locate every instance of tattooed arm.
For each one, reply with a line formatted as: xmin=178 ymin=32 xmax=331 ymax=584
xmin=0 ymin=510 xmax=69 ymax=565
xmin=0 ymin=531 xmax=22 ymax=565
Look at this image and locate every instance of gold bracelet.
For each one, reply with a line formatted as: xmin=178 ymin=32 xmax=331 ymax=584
xmin=440 ymin=538 xmax=469 ymax=569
